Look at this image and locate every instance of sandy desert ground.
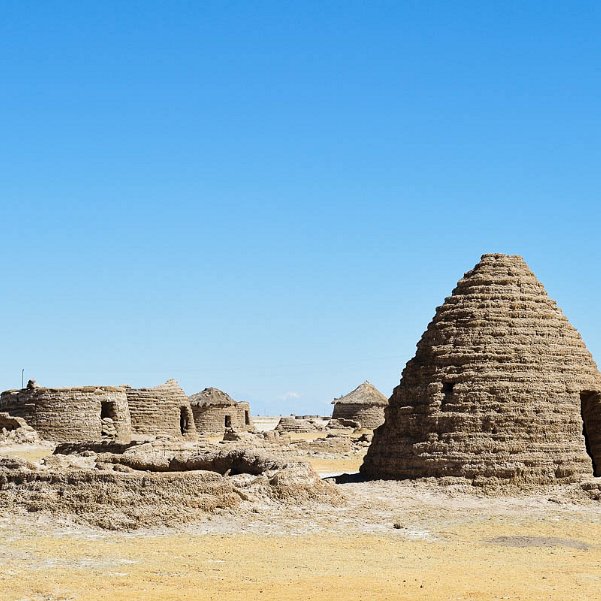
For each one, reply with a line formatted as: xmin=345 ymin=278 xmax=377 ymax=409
xmin=1 ymin=441 xmax=600 ymax=601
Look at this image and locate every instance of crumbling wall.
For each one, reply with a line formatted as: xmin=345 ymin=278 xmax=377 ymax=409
xmin=125 ymin=379 xmax=197 ymax=440
xmin=275 ymin=416 xmax=321 ymax=433
xmin=192 ymin=401 xmax=253 ymax=434
xmin=332 ymin=402 xmax=385 ymax=429
xmin=0 ymin=412 xmax=40 ymax=445
xmin=0 ymin=386 xmax=131 ymax=443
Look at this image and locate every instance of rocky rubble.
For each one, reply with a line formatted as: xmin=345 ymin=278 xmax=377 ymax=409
xmin=0 ymin=440 xmax=342 ymax=530
xmin=0 ymin=413 xmax=41 ymax=445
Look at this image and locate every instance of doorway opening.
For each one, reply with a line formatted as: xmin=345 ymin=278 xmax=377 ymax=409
xmin=225 ymin=415 xmax=232 ymax=428
xmin=442 ymin=382 xmax=455 ymax=405
xmin=100 ymin=401 xmax=117 ymax=420
xmin=244 ymin=410 xmax=250 ymax=426
xmin=180 ymin=406 xmax=193 ymax=436
xmin=100 ymin=401 xmax=118 ymax=439
xmin=580 ymin=391 xmax=601 ymax=476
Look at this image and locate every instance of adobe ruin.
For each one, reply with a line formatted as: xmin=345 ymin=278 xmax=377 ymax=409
xmin=361 ymin=253 xmax=601 ymax=485
xmin=188 ymin=387 xmax=253 ymax=434
xmin=331 ymin=381 xmax=388 ymax=430
xmin=0 ymin=384 xmax=132 ymax=443
xmin=125 ymin=379 xmax=197 ymax=441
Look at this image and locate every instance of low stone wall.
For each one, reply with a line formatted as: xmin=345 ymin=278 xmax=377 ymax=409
xmin=192 ymin=401 xmax=253 ymax=434
xmin=125 ymin=380 xmax=197 ymax=441
xmin=0 ymin=386 xmax=131 ymax=443
xmin=332 ymin=403 xmax=386 ymax=430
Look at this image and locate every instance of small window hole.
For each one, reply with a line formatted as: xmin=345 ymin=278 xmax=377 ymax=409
xmin=180 ymin=406 xmax=191 ymax=435
xmin=442 ymin=382 xmax=455 ymax=403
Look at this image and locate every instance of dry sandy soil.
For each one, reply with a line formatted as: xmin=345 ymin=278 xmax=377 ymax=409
xmin=1 ymin=443 xmax=600 ymax=601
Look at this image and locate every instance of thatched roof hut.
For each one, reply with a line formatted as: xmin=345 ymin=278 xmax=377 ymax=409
xmin=331 ymin=381 xmax=388 ymax=429
xmin=189 ymin=387 xmax=253 ymax=433
xmin=361 ymin=253 xmax=601 ymax=484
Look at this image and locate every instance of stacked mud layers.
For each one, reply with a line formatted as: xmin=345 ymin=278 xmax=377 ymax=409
xmin=0 ymin=385 xmax=131 ymax=443
xmin=332 ymin=381 xmax=388 ymax=429
xmin=125 ymin=380 xmax=197 ymax=441
xmin=275 ymin=416 xmax=321 ymax=433
xmin=189 ymin=387 xmax=253 ymax=434
xmin=361 ymin=254 xmax=601 ymax=485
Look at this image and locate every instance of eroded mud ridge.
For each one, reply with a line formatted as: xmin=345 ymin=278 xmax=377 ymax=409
xmin=363 ymin=254 xmax=601 ymax=484
xmin=0 ymin=442 xmax=342 ymax=530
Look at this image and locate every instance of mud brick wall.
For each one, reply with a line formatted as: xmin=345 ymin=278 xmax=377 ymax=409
xmin=192 ymin=401 xmax=252 ymax=434
xmin=0 ymin=386 xmax=131 ymax=443
xmin=125 ymin=380 xmax=197 ymax=440
xmin=332 ymin=403 xmax=385 ymax=430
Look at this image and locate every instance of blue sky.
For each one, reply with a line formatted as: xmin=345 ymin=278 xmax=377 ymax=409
xmin=1 ymin=1 xmax=600 ymax=414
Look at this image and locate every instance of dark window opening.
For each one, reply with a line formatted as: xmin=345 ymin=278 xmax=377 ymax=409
xmin=100 ymin=401 xmax=117 ymax=420
xmin=581 ymin=391 xmax=601 ymax=476
xmin=225 ymin=415 xmax=232 ymax=428
xmin=244 ymin=410 xmax=250 ymax=426
xmin=442 ymin=382 xmax=455 ymax=404
xmin=180 ymin=406 xmax=191 ymax=435
xmin=100 ymin=401 xmax=118 ymax=439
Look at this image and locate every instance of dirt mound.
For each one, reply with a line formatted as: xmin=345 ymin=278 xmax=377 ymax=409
xmin=276 ymin=416 xmax=323 ymax=433
xmin=102 ymin=445 xmax=343 ymax=505
xmin=0 ymin=413 xmax=41 ymax=445
xmin=326 ymin=418 xmax=360 ymax=431
xmin=0 ymin=457 xmax=240 ymax=530
xmin=293 ymin=434 xmax=353 ymax=454
xmin=0 ymin=444 xmax=342 ymax=530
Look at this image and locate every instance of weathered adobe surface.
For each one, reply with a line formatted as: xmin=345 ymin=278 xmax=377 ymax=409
xmin=0 ymin=459 xmax=239 ymax=530
xmin=189 ymin=387 xmax=254 ymax=434
xmin=332 ymin=382 xmax=388 ymax=430
xmin=276 ymin=416 xmax=323 ymax=433
xmin=0 ymin=386 xmax=131 ymax=443
xmin=0 ymin=413 xmax=40 ymax=445
xmin=125 ymin=379 xmax=197 ymax=441
xmin=332 ymin=404 xmax=386 ymax=430
xmin=0 ymin=443 xmax=342 ymax=529
xmin=361 ymin=254 xmax=601 ymax=485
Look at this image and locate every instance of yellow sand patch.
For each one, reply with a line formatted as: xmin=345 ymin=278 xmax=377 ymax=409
xmin=1 ymin=518 xmax=600 ymax=601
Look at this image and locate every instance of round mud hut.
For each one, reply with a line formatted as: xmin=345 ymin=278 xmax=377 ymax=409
xmin=275 ymin=416 xmax=321 ymax=433
xmin=361 ymin=253 xmax=601 ymax=485
xmin=125 ymin=379 xmax=197 ymax=441
xmin=189 ymin=387 xmax=253 ymax=434
xmin=0 ymin=381 xmax=132 ymax=443
xmin=331 ymin=381 xmax=388 ymax=429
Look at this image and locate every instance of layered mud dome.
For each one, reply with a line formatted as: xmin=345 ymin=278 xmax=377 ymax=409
xmin=188 ymin=387 xmax=253 ymax=434
xmin=0 ymin=442 xmax=342 ymax=530
xmin=362 ymin=254 xmax=601 ymax=485
xmin=331 ymin=381 xmax=388 ymax=430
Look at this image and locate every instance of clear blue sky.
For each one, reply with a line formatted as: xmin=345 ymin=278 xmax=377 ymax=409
xmin=1 ymin=1 xmax=600 ymax=414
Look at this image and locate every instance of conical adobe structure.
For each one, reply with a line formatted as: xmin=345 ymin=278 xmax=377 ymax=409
xmin=361 ymin=254 xmax=601 ymax=484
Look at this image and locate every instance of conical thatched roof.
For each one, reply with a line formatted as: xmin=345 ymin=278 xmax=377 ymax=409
xmin=361 ymin=253 xmax=601 ymax=485
xmin=332 ymin=381 xmax=388 ymax=406
xmin=189 ymin=387 xmax=237 ymax=408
